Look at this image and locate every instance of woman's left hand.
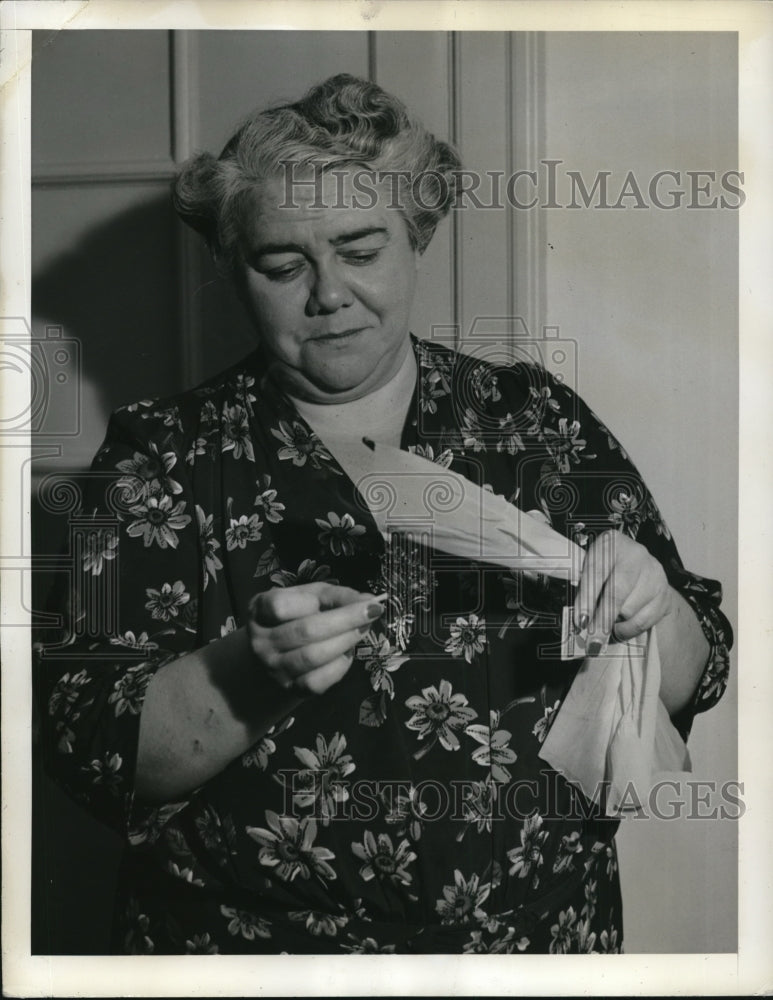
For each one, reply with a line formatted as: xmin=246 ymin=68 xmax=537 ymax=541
xmin=572 ymin=529 xmax=675 ymax=652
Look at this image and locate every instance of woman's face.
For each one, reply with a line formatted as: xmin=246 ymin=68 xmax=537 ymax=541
xmin=238 ymin=168 xmax=419 ymax=403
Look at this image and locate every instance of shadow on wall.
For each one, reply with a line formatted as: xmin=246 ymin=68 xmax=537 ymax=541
xmin=32 ymin=189 xmax=252 ymax=418
xmin=30 ymin=191 xmax=256 ymax=954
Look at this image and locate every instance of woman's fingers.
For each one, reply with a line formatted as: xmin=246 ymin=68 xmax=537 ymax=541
xmin=573 ymin=531 xmax=620 ymax=649
xmin=264 ymin=596 xmax=384 ymax=652
xmin=291 ymin=653 xmax=356 ymax=696
xmin=249 ymin=582 xmax=366 ymax=627
xmin=247 ymin=583 xmax=385 ymax=694
xmin=272 ymin=628 xmax=364 ymax=679
xmin=573 ymin=531 xmax=672 ymax=650
xmin=612 ymin=594 xmax=665 ymax=642
xmin=613 ymin=576 xmax=673 ymax=642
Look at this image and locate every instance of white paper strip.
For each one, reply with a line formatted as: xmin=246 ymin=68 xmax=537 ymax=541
xmin=325 ymin=436 xmax=583 ymax=583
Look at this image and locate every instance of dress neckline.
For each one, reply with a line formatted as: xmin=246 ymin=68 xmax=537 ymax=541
xmin=252 ymin=334 xmax=424 ymax=458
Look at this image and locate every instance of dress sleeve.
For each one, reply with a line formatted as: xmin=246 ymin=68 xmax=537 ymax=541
xmin=511 ymin=365 xmax=733 ymax=742
xmin=34 ymin=401 xmax=203 ymax=839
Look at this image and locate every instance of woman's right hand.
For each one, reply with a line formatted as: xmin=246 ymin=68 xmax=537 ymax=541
xmin=247 ymin=583 xmax=385 ymax=696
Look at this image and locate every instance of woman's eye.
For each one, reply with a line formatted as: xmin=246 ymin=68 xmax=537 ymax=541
xmin=341 ymin=249 xmax=381 ymax=265
xmin=264 ymin=262 xmax=304 ymax=281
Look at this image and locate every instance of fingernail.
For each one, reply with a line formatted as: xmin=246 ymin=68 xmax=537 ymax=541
xmin=576 ymin=612 xmax=589 ymax=631
xmin=357 ymin=623 xmax=371 ymax=635
xmin=587 ymin=640 xmax=603 ymax=656
xmin=366 ymin=602 xmax=385 ymax=620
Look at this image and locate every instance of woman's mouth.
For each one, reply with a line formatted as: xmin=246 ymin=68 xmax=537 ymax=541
xmin=312 ymin=327 xmax=367 ymax=344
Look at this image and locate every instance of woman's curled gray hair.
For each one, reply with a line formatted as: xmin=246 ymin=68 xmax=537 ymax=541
xmin=173 ymin=73 xmax=462 ymax=277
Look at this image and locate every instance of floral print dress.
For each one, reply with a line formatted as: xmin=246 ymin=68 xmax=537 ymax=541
xmin=36 ymin=336 xmax=732 ymax=955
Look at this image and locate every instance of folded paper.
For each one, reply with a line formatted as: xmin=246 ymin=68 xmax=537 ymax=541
xmin=539 ymin=625 xmax=691 ymax=814
xmin=324 ymin=435 xmax=692 ymax=816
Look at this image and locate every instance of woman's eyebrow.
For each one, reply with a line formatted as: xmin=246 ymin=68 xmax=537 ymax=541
xmin=330 ymin=225 xmax=390 ymax=247
xmin=250 ymin=239 xmax=306 ymax=258
xmin=251 ymin=226 xmax=389 ymax=258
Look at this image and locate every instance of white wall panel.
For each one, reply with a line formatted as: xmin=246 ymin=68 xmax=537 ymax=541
xmin=373 ymin=32 xmax=456 ymax=345
xmin=542 ymin=31 xmax=738 ymax=953
xmin=31 ymin=30 xmax=171 ymax=168
xmin=195 ymin=30 xmax=370 ymax=152
xmin=455 ymin=32 xmax=510 ymax=342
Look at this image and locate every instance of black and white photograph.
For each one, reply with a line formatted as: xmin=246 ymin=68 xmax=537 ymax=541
xmin=1 ymin=1 xmax=770 ymax=996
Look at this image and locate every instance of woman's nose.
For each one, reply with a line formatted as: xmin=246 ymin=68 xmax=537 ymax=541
xmin=306 ymin=260 xmax=354 ymax=315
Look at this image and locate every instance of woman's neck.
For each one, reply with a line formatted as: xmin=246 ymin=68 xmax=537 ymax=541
xmin=288 ymin=345 xmax=417 ymax=448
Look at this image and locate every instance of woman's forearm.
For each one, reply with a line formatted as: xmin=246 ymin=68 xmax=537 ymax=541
xmin=135 ymin=626 xmax=303 ymax=804
xmin=656 ymin=587 xmax=710 ymax=716
xmin=135 ymin=584 xmax=383 ymax=805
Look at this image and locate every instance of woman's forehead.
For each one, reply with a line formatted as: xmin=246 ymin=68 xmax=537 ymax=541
xmin=243 ymin=171 xmax=407 ymax=248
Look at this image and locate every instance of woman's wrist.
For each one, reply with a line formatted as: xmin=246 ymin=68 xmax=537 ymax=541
xmin=233 ymin=626 xmax=309 ymax=712
xmin=136 ymin=625 xmax=304 ymax=804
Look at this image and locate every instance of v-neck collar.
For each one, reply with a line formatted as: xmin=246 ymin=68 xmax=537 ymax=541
xmin=250 ymin=334 xmax=425 ymax=462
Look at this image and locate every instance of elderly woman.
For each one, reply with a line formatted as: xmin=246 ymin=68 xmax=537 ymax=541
xmin=38 ymin=74 xmax=731 ymax=955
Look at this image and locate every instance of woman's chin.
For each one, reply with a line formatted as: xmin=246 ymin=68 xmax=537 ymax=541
xmin=272 ymin=360 xmax=374 ymax=403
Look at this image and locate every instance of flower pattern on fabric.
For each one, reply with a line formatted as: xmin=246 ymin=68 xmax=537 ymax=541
xmin=185 ymin=932 xmax=219 ymax=954
xmin=288 ymin=910 xmax=348 ymax=937
xmin=465 ymin=710 xmax=518 ymax=783
xmin=351 ymin=831 xmax=417 ymax=890
xmin=444 ymin=614 xmax=487 ymax=663
xmin=126 ymin=494 xmax=191 ymax=549
xmin=342 ymin=934 xmax=396 ymax=954
xmin=270 ymin=558 xmax=333 ymax=587
xmin=549 ymin=906 xmax=577 ymax=954
xmin=457 ymin=779 xmax=497 ymax=841
xmin=221 ymin=404 xmax=254 ymax=462
xmin=109 ymin=631 xmax=160 ymax=652
xmin=35 ymin=336 xmax=732 ymax=955
xmin=82 ymin=528 xmax=119 ymax=576
xmin=241 ymin=716 xmax=294 ymax=771
xmin=246 ymin=813 xmax=336 ymax=884
xmin=220 ymin=906 xmax=272 ymax=941
xmin=144 ymin=580 xmax=190 ymax=621
xmin=552 ymin=830 xmax=584 ymax=874
xmin=116 ymin=443 xmax=183 ymax=501
xmin=405 ymin=680 xmax=478 ymax=759
xmin=435 ymin=870 xmax=491 ymax=925
xmin=254 ymin=474 xmax=286 ymax=524
xmin=271 ymin=420 xmax=337 ymax=471
xmin=507 ymin=811 xmax=549 ymax=888
xmin=288 ymin=732 xmax=356 ymax=826
xmin=108 ymin=663 xmax=152 ymax=716
xmin=532 ymin=698 xmax=562 ymax=744
xmin=357 ymin=631 xmax=409 ymax=720
xmin=48 ymin=669 xmax=91 ymax=720
xmin=315 ymin=511 xmax=366 ymax=557
xmin=463 ymin=928 xmax=530 ymax=954
xmin=195 ymin=505 xmax=223 ymax=589
xmin=542 ymin=418 xmax=592 ymax=474
xmin=225 ymin=499 xmax=263 ymax=550
xmin=382 ymin=785 xmax=428 ymax=843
